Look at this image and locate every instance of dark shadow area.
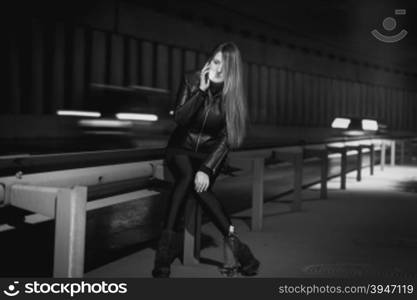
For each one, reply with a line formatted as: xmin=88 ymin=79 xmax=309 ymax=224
xmin=0 ymin=221 xmax=54 ymax=277
xmin=396 ymin=180 xmax=417 ymax=193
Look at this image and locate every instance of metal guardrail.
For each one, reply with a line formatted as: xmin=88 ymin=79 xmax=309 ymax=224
xmin=8 ymin=172 xmax=171 ymax=277
xmin=0 ymin=135 xmax=415 ymax=276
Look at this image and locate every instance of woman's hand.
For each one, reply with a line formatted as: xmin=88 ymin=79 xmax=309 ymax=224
xmin=199 ymin=63 xmax=210 ymax=91
xmin=194 ymin=171 xmax=210 ymax=193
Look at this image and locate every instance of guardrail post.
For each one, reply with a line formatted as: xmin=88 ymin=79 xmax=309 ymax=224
xmin=356 ymin=146 xmax=362 ymax=182
xmin=251 ymin=157 xmax=264 ymax=231
xmin=400 ymin=140 xmax=405 ymax=165
xmin=381 ymin=142 xmax=386 ymax=171
xmin=390 ymin=140 xmax=396 ymax=166
xmin=341 ymin=149 xmax=347 ymax=190
xmin=183 ymin=194 xmax=200 ymax=265
xmin=370 ymin=144 xmax=375 ymax=175
xmin=320 ymin=152 xmax=328 ymax=199
xmin=292 ymin=152 xmax=303 ymax=211
xmin=53 ymin=186 xmax=87 ymax=277
xmin=194 ymin=202 xmax=202 ymax=260
xmin=304 ymin=148 xmax=328 ymax=199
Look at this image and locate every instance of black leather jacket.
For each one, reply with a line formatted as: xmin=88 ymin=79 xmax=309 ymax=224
xmin=166 ymin=71 xmax=229 ymax=177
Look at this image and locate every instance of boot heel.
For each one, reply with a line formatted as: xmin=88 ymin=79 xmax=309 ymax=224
xmin=152 ymin=230 xmax=176 ymax=278
xmin=229 ymin=232 xmax=260 ymax=276
xmin=238 ymin=259 xmax=260 ymax=276
xmin=152 ymin=267 xmax=170 ymax=278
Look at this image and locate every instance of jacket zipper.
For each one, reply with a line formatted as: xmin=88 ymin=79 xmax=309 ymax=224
xmin=195 ymin=106 xmax=210 ymax=152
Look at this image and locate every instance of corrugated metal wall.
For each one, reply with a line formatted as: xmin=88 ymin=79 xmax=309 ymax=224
xmin=4 ymin=19 xmax=417 ymax=130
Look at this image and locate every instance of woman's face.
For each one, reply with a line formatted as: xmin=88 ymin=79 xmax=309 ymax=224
xmin=208 ymin=51 xmax=224 ymax=82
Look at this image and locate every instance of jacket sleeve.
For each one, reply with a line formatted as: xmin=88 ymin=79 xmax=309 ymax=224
xmin=173 ymin=74 xmax=207 ymax=126
xmin=198 ymin=125 xmax=230 ymax=177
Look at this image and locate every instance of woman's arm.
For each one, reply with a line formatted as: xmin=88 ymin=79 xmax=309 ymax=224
xmin=173 ymin=74 xmax=207 ymax=126
xmin=198 ymin=126 xmax=229 ymax=177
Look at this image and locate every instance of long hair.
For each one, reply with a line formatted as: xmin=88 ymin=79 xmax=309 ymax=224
xmin=208 ymin=42 xmax=247 ymax=149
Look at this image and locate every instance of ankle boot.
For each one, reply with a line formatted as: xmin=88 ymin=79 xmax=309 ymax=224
xmin=228 ymin=234 xmax=260 ymax=276
xmin=152 ymin=229 xmax=175 ymax=278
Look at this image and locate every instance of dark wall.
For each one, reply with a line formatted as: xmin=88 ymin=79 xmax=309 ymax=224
xmin=2 ymin=0 xmax=417 ymax=131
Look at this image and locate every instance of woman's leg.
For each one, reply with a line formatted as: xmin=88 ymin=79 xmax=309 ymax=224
xmin=191 ymin=189 xmax=231 ymax=236
xmin=190 ymin=157 xmax=260 ymax=276
xmin=189 ymin=157 xmax=231 ymax=236
xmin=153 ymin=154 xmax=195 ymax=278
xmin=164 ymin=154 xmax=195 ymax=230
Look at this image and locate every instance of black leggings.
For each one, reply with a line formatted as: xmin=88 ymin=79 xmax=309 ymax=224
xmin=163 ymin=153 xmax=231 ymax=236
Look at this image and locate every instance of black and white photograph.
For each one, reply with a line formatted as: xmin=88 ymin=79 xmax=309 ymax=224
xmin=0 ymin=0 xmax=417 ymax=297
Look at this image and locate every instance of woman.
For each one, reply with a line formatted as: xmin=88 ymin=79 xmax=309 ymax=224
xmin=152 ymin=42 xmax=260 ymax=278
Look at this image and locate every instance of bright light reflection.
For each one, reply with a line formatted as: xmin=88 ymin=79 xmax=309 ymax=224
xmin=116 ymin=113 xmax=158 ymax=121
xmin=78 ymin=119 xmax=132 ymax=128
xmin=332 ymin=118 xmax=351 ymax=129
xmin=362 ymin=119 xmax=378 ymax=131
xmin=57 ymin=110 xmax=101 ymax=117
